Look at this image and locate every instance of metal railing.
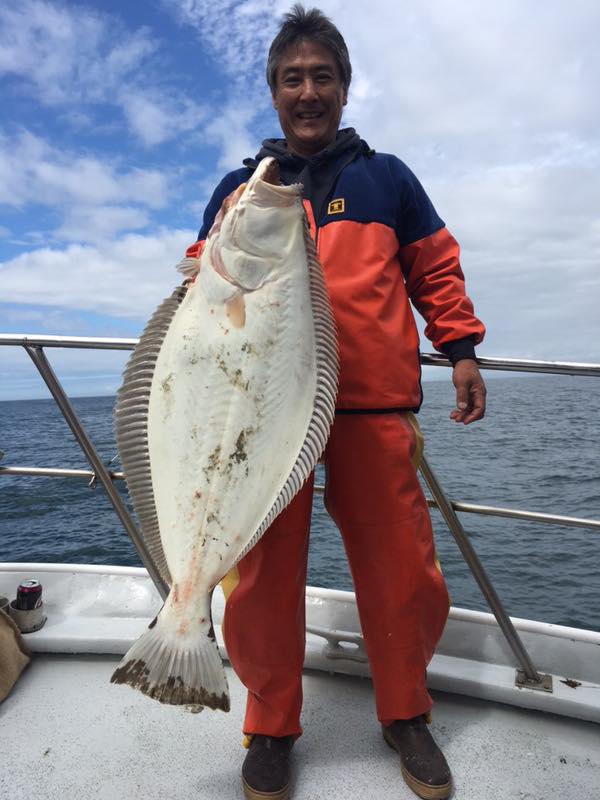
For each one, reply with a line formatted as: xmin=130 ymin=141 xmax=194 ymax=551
xmin=2 ymin=333 xmax=600 ymax=689
xmin=2 ymin=466 xmax=598 ymax=533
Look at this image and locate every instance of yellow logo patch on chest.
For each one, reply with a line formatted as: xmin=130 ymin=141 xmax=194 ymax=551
xmin=327 ymin=198 xmax=345 ymax=215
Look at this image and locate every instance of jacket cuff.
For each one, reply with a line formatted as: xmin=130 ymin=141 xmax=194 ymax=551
xmin=440 ymin=336 xmax=477 ymax=365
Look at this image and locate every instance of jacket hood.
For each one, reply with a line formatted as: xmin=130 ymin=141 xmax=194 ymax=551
xmin=242 ymin=128 xmax=374 ymax=224
xmin=243 ymin=128 xmax=373 ymax=174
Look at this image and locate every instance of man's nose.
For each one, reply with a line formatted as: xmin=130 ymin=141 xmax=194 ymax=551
xmin=299 ymin=78 xmax=319 ymax=100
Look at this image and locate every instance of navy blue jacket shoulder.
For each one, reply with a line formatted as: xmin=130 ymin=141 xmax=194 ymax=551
xmin=197 ymin=153 xmax=444 ymax=249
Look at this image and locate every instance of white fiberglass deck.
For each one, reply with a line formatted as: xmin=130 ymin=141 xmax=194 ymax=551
xmin=3 ymin=654 xmax=600 ymax=800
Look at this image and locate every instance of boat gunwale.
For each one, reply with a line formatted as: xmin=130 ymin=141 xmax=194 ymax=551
xmin=2 ymin=561 xmax=599 ymax=645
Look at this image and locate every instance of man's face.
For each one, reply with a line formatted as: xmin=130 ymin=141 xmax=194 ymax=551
xmin=271 ymin=39 xmax=347 ymax=158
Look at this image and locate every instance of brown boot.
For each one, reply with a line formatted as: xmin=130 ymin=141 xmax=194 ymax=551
xmin=241 ymin=734 xmax=294 ymax=800
xmin=383 ymin=716 xmax=452 ymax=799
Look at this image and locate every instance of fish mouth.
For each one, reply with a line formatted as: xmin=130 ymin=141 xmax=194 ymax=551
xmin=261 ymin=159 xmax=280 ymax=186
xmin=251 ymin=158 xmax=300 ymax=204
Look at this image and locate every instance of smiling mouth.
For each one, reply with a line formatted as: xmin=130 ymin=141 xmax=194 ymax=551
xmin=296 ymin=111 xmax=323 ymax=120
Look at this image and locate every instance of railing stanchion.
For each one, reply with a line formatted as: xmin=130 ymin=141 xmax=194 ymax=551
xmin=23 ymin=345 xmax=169 ymax=600
xmin=419 ymin=453 xmax=543 ymax=684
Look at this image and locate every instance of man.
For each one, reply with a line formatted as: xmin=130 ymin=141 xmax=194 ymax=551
xmin=185 ymin=6 xmax=486 ymax=799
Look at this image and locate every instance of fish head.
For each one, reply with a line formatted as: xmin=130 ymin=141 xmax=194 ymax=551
xmin=204 ymin=157 xmax=303 ymax=292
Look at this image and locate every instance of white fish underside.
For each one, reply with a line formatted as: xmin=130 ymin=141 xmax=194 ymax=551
xmin=111 ymin=158 xmax=338 ymax=710
xmin=151 ymin=245 xmax=315 ymax=588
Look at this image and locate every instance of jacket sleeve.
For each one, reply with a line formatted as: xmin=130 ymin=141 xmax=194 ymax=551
xmin=399 ymin=228 xmax=485 ymax=355
xmin=393 ymin=160 xmax=485 ymax=355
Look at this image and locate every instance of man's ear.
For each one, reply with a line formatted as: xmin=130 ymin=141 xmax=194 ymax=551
xmin=343 ymin=89 xmax=348 ymax=106
xmin=271 ymin=93 xmax=278 ymax=110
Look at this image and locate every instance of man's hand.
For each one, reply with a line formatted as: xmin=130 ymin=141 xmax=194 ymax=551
xmin=450 ymin=359 xmax=486 ymax=425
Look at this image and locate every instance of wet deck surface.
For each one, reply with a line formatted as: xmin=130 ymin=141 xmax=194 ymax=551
xmin=2 ymin=654 xmax=599 ymax=799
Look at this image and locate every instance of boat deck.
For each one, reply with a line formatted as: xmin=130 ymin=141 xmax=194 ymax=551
xmin=3 ymin=654 xmax=599 ymax=800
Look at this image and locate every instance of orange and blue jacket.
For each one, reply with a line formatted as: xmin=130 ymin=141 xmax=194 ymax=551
xmin=186 ymin=148 xmax=485 ymax=412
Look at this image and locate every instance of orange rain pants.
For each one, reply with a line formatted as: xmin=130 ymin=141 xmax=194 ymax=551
xmin=221 ymin=412 xmax=450 ymax=737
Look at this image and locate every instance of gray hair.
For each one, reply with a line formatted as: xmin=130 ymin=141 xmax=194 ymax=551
xmin=266 ymin=4 xmax=352 ymax=94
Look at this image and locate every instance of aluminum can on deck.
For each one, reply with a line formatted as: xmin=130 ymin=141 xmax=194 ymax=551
xmin=15 ymin=579 xmax=43 ymax=610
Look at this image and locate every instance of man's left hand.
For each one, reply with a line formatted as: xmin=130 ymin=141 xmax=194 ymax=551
xmin=450 ymin=359 xmax=486 ymax=425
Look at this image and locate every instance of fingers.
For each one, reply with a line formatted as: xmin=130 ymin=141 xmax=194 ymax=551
xmin=450 ymin=407 xmax=468 ymax=423
xmin=461 ymin=384 xmax=486 ymax=425
xmin=452 ymin=391 xmax=469 ymax=422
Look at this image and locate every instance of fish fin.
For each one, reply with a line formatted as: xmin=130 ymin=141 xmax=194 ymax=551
xmin=110 ymin=623 xmax=230 ymax=712
xmin=115 ymin=284 xmax=189 ymax=589
xmin=175 ymin=255 xmax=201 ymax=279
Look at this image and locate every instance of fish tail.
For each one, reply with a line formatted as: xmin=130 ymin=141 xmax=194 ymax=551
xmin=110 ymin=614 xmax=230 ymax=712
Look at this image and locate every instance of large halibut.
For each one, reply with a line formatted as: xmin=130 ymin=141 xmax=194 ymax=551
xmin=110 ymin=157 xmax=339 ymax=710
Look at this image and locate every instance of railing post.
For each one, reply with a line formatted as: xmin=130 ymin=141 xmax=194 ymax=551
xmin=419 ymin=453 xmax=546 ymax=686
xmin=23 ymin=345 xmax=169 ymax=600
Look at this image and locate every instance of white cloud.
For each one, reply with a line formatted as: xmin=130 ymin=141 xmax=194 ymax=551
xmin=119 ymin=89 xmax=207 ymax=147
xmin=56 ymin=206 xmax=151 ymax=243
xmin=0 ymin=130 xmax=170 ymax=210
xmin=0 ymin=1 xmax=155 ymax=105
xmin=165 ymin=0 xmax=279 ymax=89
xmin=333 ymin=1 xmax=600 ymax=173
xmin=0 ymin=228 xmax=196 ymax=319
xmin=0 ymin=0 xmax=207 ymax=146
xmin=203 ymin=102 xmax=260 ymax=172
xmin=0 ymin=129 xmax=173 ymax=242
xmin=163 ymin=0 xmax=285 ymax=172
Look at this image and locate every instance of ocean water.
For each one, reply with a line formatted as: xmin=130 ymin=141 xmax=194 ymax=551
xmin=0 ymin=375 xmax=599 ymax=631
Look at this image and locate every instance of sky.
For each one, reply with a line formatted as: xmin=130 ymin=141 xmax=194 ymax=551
xmin=1 ymin=0 xmax=599 ymax=400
